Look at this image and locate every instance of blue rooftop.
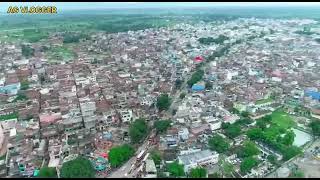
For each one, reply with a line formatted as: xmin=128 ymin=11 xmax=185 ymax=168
xmin=305 ymin=90 xmax=320 ymax=100
xmin=192 ymin=84 xmax=205 ymax=91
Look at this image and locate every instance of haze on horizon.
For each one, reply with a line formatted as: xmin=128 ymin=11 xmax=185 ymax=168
xmin=1 ymin=2 xmax=320 ymax=13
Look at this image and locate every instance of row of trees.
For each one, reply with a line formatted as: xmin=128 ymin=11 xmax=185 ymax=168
xmin=129 ymin=118 xmax=148 ymax=144
xmin=166 ymin=161 xmax=207 ymax=178
xmin=187 ymin=69 xmax=204 ymax=87
xmin=198 ymin=35 xmax=229 ymax=45
xmin=109 ymin=144 xmax=135 ymax=168
xmin=63 ymin=33 xmax=89 ymax=43
xmin=221 ymin=122 xmax=242 ymax=139
xmin=246 ymin=123 xmax=301 ymax=161
xmin=309 ymin=120 xmax=320 ymax=136
xmin=60 ymin=156 xmax=95 ymax=178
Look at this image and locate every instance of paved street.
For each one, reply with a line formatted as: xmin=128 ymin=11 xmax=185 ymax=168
xmin=107 ymin=137 xmax=150 ymax=178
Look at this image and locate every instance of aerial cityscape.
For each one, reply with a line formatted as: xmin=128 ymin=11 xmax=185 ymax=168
xmin=0 ymin=2 xmax=320 ymax=178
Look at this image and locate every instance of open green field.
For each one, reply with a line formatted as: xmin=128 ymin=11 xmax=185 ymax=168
xmin=45 ymin=45 xmax=75 ymax=63
xmin=255 ymin=98 xmax=274 ymax=105
xmin=0 ymin=112 xmax=18 ymax=121
xmin=271 ymin=110 xmax=296 ymax=129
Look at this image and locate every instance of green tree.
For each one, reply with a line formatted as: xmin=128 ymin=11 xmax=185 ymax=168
xmin=60 ymin=156 xmax=95 ymax=178
xmin=262 ymin=115 xmax=272 ymax=122
xmin=224 ymin=124 xmax=241 ymax=139
xmin=39 ymin=167 xmax=57 ymax=178
xmin=189 ymin=167 xmax=207 ymax=178
xmin=237 ymin=141 xmax=260 ymax=158
xmin=221 ymin=161 xmax=234 ymax=177
xmin=109 ymin=144 xmax=135 ymax=168
xmin=187 ymin=69 xmax=204 ymax=87
xmin=230 ymin=107 xmax=240 ymax=114
xmin=150 ymin=150 xmax=162 ymax=166
xmin=21 ymin=44 xmax=34 ymax=58
xmin=175 ymin=79 xmax=183 ymax=89
xmin=156 ymin=94 xmax=171 ymax=111
xmin=267 ymin=154 xmax=278 ymax=166
xmin=281 ymin=130 xmax=295 ymax=146
xmin=289 ymin=169 xmax=304 ymax=178
xmin=179 ymin=93 xmax=186 ymax=99
xmin=240 ymin=157 xmax=259 ymax=173
xmin=20 ymin=80 xmax=30 ymax=90
xmin=256 ymin=119 xmax=268 ymax=129
xmin=13 ymin=92 xmax=28 ymax=102
xmin=205 ymin=81 xmax=213 ymax=90
xmin=236 ymin=118 xmax=253 ymax=126
xmin=221 ymin=122 xmax=230 ymax=129
xmin=246 ymin=128 xmax=264 ymax=141
xmin=154 ymin=120 xmax=172 ymax=134
xmin=167 ymin=161 xmax=185 ymax=177
xmin=241 ymin=111 xmax=250 ymax=118
xmin=281 ymin=146 xmax=301 ymax=161
xmin=309 ymin=121 xmax=320 ymax=136
xmin=129 ymin=119 xmax=148 ymax=144
xmin=208 ymin=134 xmax=230 ymax=153
xmin=209 ymin=172 xmax=222 ymax=178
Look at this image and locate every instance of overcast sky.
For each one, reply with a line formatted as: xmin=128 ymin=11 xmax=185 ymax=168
xmin=0 ymin=2 xmax=320 ymax=12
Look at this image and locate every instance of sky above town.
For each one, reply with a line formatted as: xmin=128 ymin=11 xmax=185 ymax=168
xmin=0 ymin=2 xmax=320 ymax=12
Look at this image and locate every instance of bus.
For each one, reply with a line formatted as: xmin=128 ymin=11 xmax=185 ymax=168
xmin=137 ymin=150 xmax=146 ymax=162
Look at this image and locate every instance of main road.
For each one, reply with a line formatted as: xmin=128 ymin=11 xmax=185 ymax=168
xmin=107 ymin=135 xmax=151 ymax=178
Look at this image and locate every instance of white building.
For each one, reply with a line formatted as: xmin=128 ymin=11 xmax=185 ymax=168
xmin=119 ymin=109 xmax=133 ymax=123
xmin=178 ymin=128 xmax=189 ymax=141
xmin=178 ymin=150 xmax=219 ymax=173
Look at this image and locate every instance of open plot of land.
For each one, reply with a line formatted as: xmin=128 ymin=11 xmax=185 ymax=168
xmin=45 ymin=46 xmax=75 ymax=63
xmin=271 ymin=110 xmax=296 ymax=129
xmin=255 ymin=98 xmax=274 ymax=105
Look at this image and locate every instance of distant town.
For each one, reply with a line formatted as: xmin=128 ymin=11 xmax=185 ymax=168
xmin=0 ymin=4 xmax=320 ymax=178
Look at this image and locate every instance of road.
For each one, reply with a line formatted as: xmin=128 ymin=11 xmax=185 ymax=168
xmin=107 ymin=137 xmax=150 ymax=178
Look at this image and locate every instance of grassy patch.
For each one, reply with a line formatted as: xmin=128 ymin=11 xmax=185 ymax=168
xmin=0 ymin=112 xmax=18 ymax=121
xmin=0 ymin=154 xmax=6 ymax=161
xmin=46 ymin=45 xmax=75 ymax=63
xmin=271 ymin=110 xmax=296 ymax=129
xmin=255 ymin=98 xmax=274 ymax=105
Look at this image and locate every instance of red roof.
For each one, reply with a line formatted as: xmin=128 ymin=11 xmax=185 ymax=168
xmin=194 ymin=56 xmax=204 ymax=62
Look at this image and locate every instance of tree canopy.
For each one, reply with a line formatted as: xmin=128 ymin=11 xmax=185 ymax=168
xmin=208 ymin=134 xmax=230 ymax=153
xmin=240 ymin=157 xmax=259 ymax=173
xmin=20 ymin=80 xmax=30 ymax=90
xmin=109 ymin=144 xmax=135 ymax=168
xmin=281 ymin=130 xmax=295 ymax=146
xmin=223 ymin=123 xmax=241 ymax=139
xmin=167 ymin=161 xmax=185 ymax=177
xmin=189 ymin=167 xmax=207 ymax=178
xmin=187 ymin=69 xmax=204 ymax=87
xmin=205 ymin=81 xmax=213 ymax=90
xmin=246 ymin=128 xmax=264 ymax=141
xmin=63 ymin=33 xmax=89 ymax=43
xmin=60 ymin=156 xmax=95 ymax=178
xmin=156 ymin=94 xmax=171 ymax=111
xmin=175 ymin=79 xmax=183 ymax=89
xmin=154 ymin=119 xmax=172 ymax=134
xmin=179 ymin=92 xmax=186 ymax=99
xmin=129 ymin=118 xmax=148 ymax=144
xmin=237 ymin=141 xmax=260 ymax=158
xmin=309 ymin=121 xmax=320 ymax=136
xmin=39 ymin=167 xmax=57 ymax=178
xmin=150 ymin=150 xmax=162 ymax=166
xmin=21 ymin=44 xmax=34 ymax=58
xmin=198 ymin=35 xmax=229 ymax=45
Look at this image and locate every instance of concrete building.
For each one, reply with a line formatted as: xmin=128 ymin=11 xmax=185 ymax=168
xmin=178 ymin=149 xmax=219 ymax=173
